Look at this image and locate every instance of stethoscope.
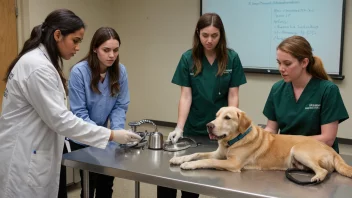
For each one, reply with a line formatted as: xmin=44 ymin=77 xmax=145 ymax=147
xmin=285 ymin=168 xmax=324 ymax=185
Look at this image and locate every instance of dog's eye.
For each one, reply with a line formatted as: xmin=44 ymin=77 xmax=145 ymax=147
xmin=224 ymin=116 xmax=231 ymax=120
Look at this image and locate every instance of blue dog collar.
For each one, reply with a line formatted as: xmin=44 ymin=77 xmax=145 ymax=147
xmin=227 ymin=126 xmax=253 ymax=146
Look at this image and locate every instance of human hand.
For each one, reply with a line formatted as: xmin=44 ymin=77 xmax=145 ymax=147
xmin=111 ymin=129 xmax=142 ymax=144
xmin=167 ymin=127 xmax=183 ymax=143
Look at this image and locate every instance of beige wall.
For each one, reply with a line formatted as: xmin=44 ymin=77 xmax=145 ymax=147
xmin=16 ymin=0 xmax=115 ymax=76
xmin=114 ymin=0 xmax=352 ymax=140
xmin=16 ymin=0 xmax=352 ymax=140
xmin=112 ymin=0 xmax=200 ymax=124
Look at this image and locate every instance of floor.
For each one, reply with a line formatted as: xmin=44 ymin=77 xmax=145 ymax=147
xmin=66 ymin=143 xmax=352 ymax=198
xmin=67 ymin=179 xmax=213 ymax=198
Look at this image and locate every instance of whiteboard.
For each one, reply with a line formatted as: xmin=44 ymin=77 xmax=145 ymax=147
xmin=202 ymin=0 xmax=345 ymax=77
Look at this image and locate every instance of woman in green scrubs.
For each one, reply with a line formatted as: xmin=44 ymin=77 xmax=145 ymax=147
xmin=158 ymin=13 xmax=247 ymax=198
xmin=263 ymin=35 xmax=349 ymax=153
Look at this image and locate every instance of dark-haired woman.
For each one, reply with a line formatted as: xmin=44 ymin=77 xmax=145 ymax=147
xmin=0 ymin=9 xmax=140 ymax=198
xmin=160 ymin=13 xmax=247 ymax=198
xmin=68 ymin=27 xmax=128 ymax=198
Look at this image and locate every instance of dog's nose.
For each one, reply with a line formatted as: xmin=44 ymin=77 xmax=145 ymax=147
xmin=206 ymin=123 xmax=215 ymax=133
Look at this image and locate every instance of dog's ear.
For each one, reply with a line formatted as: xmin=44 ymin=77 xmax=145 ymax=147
xmin=237 ymin=111 xmax=252 ymax=133
xmin=216 ymin=107 xmax=225 ymax=117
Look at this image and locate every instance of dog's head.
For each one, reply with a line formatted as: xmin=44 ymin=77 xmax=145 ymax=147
xmin=206 ymin=107 xmax=252 ymax=141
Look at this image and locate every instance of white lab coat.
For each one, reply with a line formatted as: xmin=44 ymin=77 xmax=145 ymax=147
xmin=0 ymin=44 xmax=111 ymax=198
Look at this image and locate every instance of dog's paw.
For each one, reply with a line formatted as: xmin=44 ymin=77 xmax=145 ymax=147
xmin=311 ymin=173 xmax=327 ymax=182
xmin=170 ymin=156 xmax=187 ymax=165
xmin=311 ymin=175 xmax=323 ymax=182
xmin=170 ymin=155 xmax=194 ymax=165
xmin=311 ymin=170 xmax=328 ymax=182
xmin=180 ymin=162 xmax=198 ymax=170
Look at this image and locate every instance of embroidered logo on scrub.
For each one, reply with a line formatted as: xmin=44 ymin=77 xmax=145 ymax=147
xmin=224 ymin=69 xmax=232 ymax=74
xmin=305 ymin=104 xmax=320 ymax=110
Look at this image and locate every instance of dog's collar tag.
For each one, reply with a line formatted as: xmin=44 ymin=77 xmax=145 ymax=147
xmin=227 ymin=126 xmax=252 ymax=146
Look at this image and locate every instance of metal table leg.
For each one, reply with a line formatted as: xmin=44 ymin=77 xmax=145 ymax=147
xmin=135 ymin=181 xmax=140 ymax=198
xmin=83 ymin=170 xmax=89 ymax=198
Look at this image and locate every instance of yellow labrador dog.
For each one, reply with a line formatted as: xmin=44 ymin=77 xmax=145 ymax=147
xmin=170 ymin=107 xmax=352 ymax=182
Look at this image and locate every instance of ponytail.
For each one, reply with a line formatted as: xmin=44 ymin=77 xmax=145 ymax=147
xmin=277 ymin=36 xmax=331 ymax=81
xmin=3 ymin=9 xmax=85 ymax=94
xmin=307 ymin=56 xmax=331 ymax=81
xmin=4 ymin=24 xmax=43 ymax=82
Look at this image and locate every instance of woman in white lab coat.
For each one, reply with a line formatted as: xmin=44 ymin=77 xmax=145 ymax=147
xmin=0 ymin=9 xmax=141 ymax=198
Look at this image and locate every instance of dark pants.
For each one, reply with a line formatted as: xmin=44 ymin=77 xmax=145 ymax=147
xmin=70 ymin=140 xmax=115 ymax=198
xmin=157 ymin=186 xmax=199 ymax=198
xmin=58 ymin=144 xmax=68 ymax=198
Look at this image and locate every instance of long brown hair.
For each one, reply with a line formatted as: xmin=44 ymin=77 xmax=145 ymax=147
xmin=192 ymin=13 xmax=228 ymax=76
xmin=79 ymin=27 xmax=121 ymax=96
xmin=277 ymin=35 xmax=331 ymax=81
xmin=4 ymin=9 xmax=85 ymax=93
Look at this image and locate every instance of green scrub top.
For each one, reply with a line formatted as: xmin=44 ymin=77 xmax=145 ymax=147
xmin=263 ymin=77 xmax=349 ymax=153
xmin=172 ymin=49 xmax=247 ymax=136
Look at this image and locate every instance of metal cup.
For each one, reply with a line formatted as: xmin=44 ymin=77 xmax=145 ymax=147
xmin=148 ymin=132 xmax=164 ymax=150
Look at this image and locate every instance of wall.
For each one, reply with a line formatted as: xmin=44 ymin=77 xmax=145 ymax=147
xmin=16 ymin=0 xmax=352 ymax=140
xmin=16 ymin=0 xmax=115 ymax=76
xmin=113 ymin=0 xmax=352 ymax=140
xmin=112 ymin=0 xmax=200 ymax=124
xmin=237 ymin=1 xmax=352 ymax=140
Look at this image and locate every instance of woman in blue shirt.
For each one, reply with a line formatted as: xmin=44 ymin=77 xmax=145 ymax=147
xmin=68 ymin=27 xmax=129 ymax=198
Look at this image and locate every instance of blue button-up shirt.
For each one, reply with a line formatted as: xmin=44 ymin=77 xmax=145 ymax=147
xmin=68 ymin=61 xmax=130 ymax=145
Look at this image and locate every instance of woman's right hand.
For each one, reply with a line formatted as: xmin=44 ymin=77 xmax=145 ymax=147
xmin=167 ymin=127 xmax=183 ymax=143
xmin=111 ymin=129 xmax=141 ymax=144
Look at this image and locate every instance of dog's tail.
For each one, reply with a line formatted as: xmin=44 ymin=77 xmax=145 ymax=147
xmin=334 ymin=154 xmax=352 ymax=178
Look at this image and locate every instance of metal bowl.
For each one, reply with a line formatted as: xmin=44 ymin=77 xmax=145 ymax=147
xmin=163 ymin=137 xmax=198 ymax=152
xmin=120 ymin=132 xmax=147 ymax=148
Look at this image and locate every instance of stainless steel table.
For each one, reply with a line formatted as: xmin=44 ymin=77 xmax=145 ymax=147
xmin=62 ymin=137 xmax=352 ymax=198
